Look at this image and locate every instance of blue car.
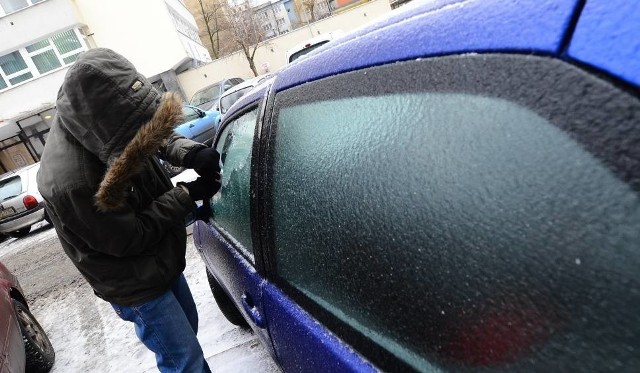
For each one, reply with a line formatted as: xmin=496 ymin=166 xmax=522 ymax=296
xmin=194 ymin=1 xmax=640 ymax=371
xmin=175 ymin=105 xmax=220 ymax=146
xmin=161 ymin=105 xmax=221 ymax=177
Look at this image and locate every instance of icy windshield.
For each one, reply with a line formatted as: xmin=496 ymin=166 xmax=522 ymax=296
xmin=0 ymin=176 xmax=22 ymax=201
xmin=190 ymin=84 xmax=221 ymax=106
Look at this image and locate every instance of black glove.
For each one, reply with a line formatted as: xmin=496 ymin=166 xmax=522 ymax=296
xmin=178 ymin=174 xmax=220 ymax=201
xmin=185 ymin=147 xmax=220 ymax=178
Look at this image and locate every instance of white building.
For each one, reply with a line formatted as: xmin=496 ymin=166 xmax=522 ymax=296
xmin=0 ymin=0 xmax=210 ymax=172
xmin=255 ymin=0 xmax=292 ymax=39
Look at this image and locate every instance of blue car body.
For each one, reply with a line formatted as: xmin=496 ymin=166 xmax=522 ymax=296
xmin=174 ymin=105 xmax=220 ymax=145
xmin=194 ymin=0 xmax=640 ymax=372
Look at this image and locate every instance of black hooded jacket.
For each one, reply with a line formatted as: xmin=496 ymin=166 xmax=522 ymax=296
xmin=37 ymin=48 xmax=205 ymax=306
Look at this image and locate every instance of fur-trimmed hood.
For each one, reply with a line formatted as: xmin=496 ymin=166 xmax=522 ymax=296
xmin=55 ymin=48 xmax=183 ymax=211
xmin=94 ymin=92 xmax=182 ymax=211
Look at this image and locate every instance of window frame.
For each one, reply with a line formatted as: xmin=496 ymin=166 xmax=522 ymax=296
xmin=0 ymin=51 xmax=32 ymax=86
xmin=255 ymin=53 xmax=640 ymax=372
xmin=0 ymin=28 xmax=87 ymax=92
xmin=210 ymin=86 xmax=271 ymax=271
xmin=0 ymin=0 xmax=43 ymax=16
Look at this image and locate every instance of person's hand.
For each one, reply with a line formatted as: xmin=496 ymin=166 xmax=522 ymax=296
xmin=186 ymin=147 xmax=220 ymax=178
xmin=178 ymin=174 xmax=220 ymax=201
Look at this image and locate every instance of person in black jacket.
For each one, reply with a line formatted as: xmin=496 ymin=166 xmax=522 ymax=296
xmin=37 ymin=48 xmax=219 ymax=373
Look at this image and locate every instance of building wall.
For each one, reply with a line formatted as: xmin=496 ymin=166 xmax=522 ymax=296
xmin=0 ymin=69 xmax=66 ymax=138
xmin=0 ymin=0 xmax=82 ymax=55
xmin=0 ymin=0 xmax=210 ymax=171
xmin=283 ymin=0 xmax=299 ymax=26
xmin=177 ymin=0 xmax=391 ymax=99
xmin=73 ymin=0 xmax=189 ymax=77
xmin=0 ymin=0 xmax=88 ymax=123
xmin=165 ymin=0 xmax=212 ymax=66
xmin=256 ymin=1 xmax=292 ymax=39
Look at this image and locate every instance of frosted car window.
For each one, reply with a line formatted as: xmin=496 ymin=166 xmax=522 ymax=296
xmin=271 ymin=92 xmax=640 ymax=371
xmin=212 ymin=109 xmax=258 ymax=258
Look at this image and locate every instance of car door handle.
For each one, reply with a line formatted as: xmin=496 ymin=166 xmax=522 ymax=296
xmin=241 ymin=292 xmax=265 ymax=328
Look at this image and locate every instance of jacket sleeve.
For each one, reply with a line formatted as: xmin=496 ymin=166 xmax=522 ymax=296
xmin=57 ymin=185 xmax=194 ymax=257
xmin=159 ymin=133 xmax=206 ymax=167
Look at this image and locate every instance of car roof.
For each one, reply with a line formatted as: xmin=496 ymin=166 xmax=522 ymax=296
xmin=273 ymin=0 xmax=638 ymax=92
xmin=0 ymin=163 xmax=39 ymax=181
xmin=221 ymin=77 xmax=274 ymax=120
xmin=193 ymin=80 xmax=224 ymax=94
xmin=223 ymin=0 xmax=638 ymax=123
xmin=192 ymin=77 xmax=242 ymax=94
xmin=221 ymin=74 xmax=271 ymax=97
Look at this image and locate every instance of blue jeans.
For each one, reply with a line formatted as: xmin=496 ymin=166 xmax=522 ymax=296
xmin=111 ymin=274 xmax=211 ymax=373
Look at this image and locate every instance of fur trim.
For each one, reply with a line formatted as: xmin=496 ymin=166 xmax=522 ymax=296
xmin=95 ymin=92 xmax=183 ymax=212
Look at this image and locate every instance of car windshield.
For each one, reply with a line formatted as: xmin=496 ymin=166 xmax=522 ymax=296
xmin=0 ymin=176 xmax=22 ymax=201
xmin=190 ymin=84 xmax=222 ymax=106
xmin=182 ymin=106 xmax=200 ymax=122
xmin=220 ymin=87 xmax=253 ymax=114
xmin=289 ymin=40 xmax=330 ymax=63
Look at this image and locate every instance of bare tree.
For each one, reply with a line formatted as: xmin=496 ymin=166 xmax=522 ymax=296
xmin=226 ymin=3 xmax=265 ymax=76
xmin=194 ymin=0 xmax=229 ymax=59
xmin=300 ymin=0 xmax=317 ymax=23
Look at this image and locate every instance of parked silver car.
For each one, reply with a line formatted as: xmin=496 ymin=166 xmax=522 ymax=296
xmin=217 ymin=74 xmax=274 ymax=120
xmin=0 ymin=163 xmax=48 ymax=238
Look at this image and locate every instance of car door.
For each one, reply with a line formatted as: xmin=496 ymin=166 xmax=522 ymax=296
xmin=174 ymin=106 xmax=199 ymax=140
xmin=254 ymin=51 xmax=640 ymax=373
xmin=0 ymin=272 xmax=25 ymax=372
xmin=193 ymin=99 xmax=277 ymax=359
xmin=186 ymin=107 xmax=209 ymax=144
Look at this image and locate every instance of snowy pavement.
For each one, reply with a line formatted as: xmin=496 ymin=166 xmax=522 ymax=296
xmin=0 ymin=222 xmax=281 ymax=373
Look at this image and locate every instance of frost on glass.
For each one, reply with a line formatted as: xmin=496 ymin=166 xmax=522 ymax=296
xmin=271 ymin=93 xmax=640 ymax=371
xmin=212 ymin=109 xmax=257 ymax=255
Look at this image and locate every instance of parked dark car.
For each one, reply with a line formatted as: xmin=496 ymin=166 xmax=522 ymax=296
xmin=0 ymin=163 xmax=50 ymax=238
xmin=0 ymin=260 xmax=55 ymax=372
xmin=189 ymin=78 xmax=244 ymax=112
xmin=193 ymin=0 xmax=640 ymax=372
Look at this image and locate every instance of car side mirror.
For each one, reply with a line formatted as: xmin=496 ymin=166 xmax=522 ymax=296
xmin=197 ymin=108 xmax=206 ymax=118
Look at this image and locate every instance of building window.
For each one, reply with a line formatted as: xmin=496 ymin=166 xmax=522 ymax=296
xmin=0 ymin=52 xmax=32 ymax=85
xmin=166 ymin=6 xmax=201 ymax=43
xmin=0 ymin=0 xmax=44 ymax=16
xmin=0 ymin=28 xmax=86 ymax=92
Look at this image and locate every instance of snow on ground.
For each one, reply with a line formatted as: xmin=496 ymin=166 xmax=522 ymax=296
xmin=1 ymin=224 xmax=281 ymax=373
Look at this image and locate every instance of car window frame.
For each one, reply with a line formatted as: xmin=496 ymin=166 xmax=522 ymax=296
xmin=210 ymin=86 xmax=272 ymax=272
xmin=255 ymin=53 xmax=640 ymax=372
